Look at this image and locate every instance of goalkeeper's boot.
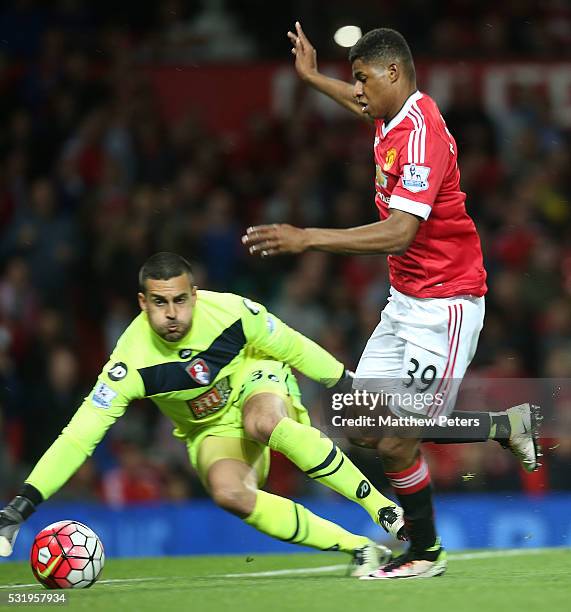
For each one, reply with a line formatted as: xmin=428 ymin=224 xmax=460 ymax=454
xmin=378 ymin=505 xmax=407 ymax=541
xmin=361 ymin=539 xmax=447 ymax=580
xmin=349 ymin=541 xmax=392 ymax=577
xmin=0 ymin=496 xmax=36 ymax=557
xmin=499 ymin=403 xmax=542 ymax=472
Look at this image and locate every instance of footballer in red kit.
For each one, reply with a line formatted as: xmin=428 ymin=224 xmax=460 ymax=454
xmin=372 ymin=91 xmax=487 ymax=299
xmin=243 ymin=23 xmax=540 ymax=579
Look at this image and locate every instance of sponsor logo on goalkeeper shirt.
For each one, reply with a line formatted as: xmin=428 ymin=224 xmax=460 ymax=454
xmin=187 ymin=376 xmax=231 ymax=419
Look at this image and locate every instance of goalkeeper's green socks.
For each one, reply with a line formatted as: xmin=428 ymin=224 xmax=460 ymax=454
xmin=268 ymin=417 xmax=395 ymax=524
xmin=244 ymin=490 xmax=369 ymax=553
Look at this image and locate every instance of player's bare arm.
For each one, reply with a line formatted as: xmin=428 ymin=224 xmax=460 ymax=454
xmin=242 ymin=210 xmax=420 ymax=257
xmin=288 ymin=21 xmax=371 ymax=123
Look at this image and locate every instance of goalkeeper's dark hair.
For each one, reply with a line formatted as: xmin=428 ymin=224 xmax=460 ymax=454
xmin=349 ymin=28 xmax=416 ymax=82
xmin=139 ymin=252 xmax=194 ymax=291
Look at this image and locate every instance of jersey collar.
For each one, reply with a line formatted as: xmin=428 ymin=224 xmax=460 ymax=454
xmin=381 ymin=90 xmax=423 ymax=138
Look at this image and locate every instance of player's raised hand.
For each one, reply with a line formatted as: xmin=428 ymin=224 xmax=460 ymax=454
xmin=287 ymin=21 xmax=318 ymax=82
xmin=242 ymin=224 xmax=308 ymax=257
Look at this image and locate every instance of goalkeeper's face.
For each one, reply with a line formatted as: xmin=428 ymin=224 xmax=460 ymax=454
xmin=138 ymin=274 xmax=197 ymax=342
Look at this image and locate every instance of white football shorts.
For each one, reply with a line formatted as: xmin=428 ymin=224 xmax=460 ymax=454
xmin=354 ymin=286 xmax=485 ymax=418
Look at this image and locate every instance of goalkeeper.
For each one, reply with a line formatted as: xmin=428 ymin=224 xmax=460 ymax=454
xmin=0 ymin=252 xmax=406 ymax=576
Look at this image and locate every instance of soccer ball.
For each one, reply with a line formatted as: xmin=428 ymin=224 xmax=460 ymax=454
xmin=30 ymin=520 xmax=105 ymax=589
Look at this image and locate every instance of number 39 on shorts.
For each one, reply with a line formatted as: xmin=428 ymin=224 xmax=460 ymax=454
xmin=402 ymin=344 xmax=442 ymax=392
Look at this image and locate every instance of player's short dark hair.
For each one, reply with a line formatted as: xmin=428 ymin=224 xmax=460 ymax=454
xmin=349 ymin=28 xmax=415 ymax=81
xmin=139 ymin=252 xmax=194 ymax=292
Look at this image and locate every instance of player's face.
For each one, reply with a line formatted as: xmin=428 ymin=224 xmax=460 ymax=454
xmin=138 ymin=274 xmax=197 ymax=342
xmin=352 ymin=58 xmax=396 ymax=120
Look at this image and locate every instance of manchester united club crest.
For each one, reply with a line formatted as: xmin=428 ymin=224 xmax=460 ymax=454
xmin=383 ymin=147 xmax=397 ymax=171
xmin=185 ymin=358 xmax=211 ymax=385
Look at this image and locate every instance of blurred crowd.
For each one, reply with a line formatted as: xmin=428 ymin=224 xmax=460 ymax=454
xmin=2 ymin=0 xmax=571 ymax=62
xmin=1 ymin=0 xmax=571 ymax=505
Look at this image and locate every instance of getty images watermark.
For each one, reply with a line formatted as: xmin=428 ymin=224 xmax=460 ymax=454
xmin=316 ymin=377 xmax=563 ymax=440
xmin=329 ymin=389 xmax=480 ymax=428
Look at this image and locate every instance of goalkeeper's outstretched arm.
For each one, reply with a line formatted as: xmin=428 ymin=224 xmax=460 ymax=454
xmin=0 ymin=382 xmax=130 ymax=557
xmin=241 ymin=298 xmax=349 ymax=389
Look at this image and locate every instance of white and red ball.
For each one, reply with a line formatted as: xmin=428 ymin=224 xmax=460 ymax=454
xmin=30 ymin=520 xmax=105 ymax=589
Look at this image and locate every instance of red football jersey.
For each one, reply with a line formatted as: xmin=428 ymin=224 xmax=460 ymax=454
xmin=374 ymin=91 xmax=487 ymax=298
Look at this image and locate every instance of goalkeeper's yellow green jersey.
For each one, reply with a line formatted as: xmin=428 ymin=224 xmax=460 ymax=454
xmin=91 ymin=289 xmax=343 ymax=434
xmin=26 ymin=290 xmax=344 ymax=499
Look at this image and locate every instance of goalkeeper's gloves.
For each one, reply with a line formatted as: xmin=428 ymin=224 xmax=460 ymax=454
xmin=0 ymin=486 xmax=41 ymax=557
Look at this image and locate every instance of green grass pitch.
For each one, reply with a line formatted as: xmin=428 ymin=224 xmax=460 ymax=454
xmin=1 ymin=548 xmax=569 ymax=611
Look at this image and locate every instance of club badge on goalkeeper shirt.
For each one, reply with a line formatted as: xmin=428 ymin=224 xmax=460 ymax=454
xmin=185 ymin=358 xmax=211 ymax=385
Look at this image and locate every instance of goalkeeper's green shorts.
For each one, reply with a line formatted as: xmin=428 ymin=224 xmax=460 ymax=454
xmin=185 ymin=360 xmax=310 ymax=487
